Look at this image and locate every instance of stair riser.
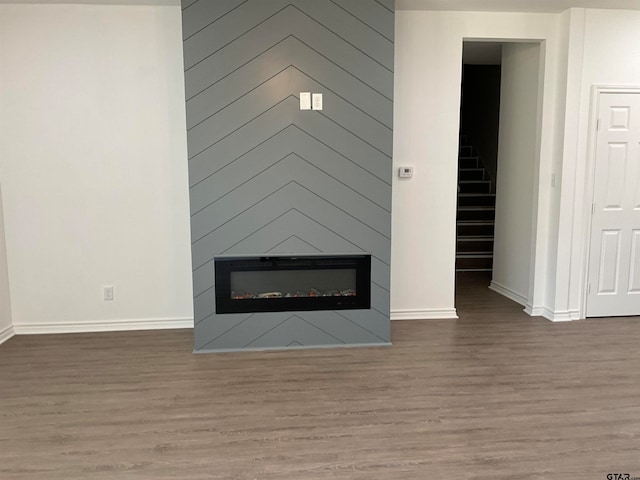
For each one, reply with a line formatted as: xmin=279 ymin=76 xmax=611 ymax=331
xmin=459 ymin=157 xmax=479 ymax=169
xmin=457 ymin=224 xmax=495 ymax=236
xmin=457 ymin=240 xmax=494 ymax=253
xmin=458 ymin=169 xmax=485 ymax=181
xmin=459 ymin=146 xmax=473 ymax=156
xmin=457 ymin=195 xmax=496 ymax=207
xmin=457 ymin=209 xmax=495 ymax=221
xmin=458 ymin=182 xmax=492 ymax=193
xmin=456 ymin=256 xmax=493 ymax=270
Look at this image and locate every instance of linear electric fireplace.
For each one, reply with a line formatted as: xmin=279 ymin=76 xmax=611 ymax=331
xmin=215 ymin=255 xmax=371 ymax=314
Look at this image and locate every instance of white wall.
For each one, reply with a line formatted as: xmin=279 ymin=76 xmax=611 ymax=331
xmin=0 ymin=182 xmax=13 ymax=344
xmin=392 ymin=10 xmax=564 ymax=319
xmin=556 ymin=8 xmax=640 ymax=319
xmin=0 ymin=4 xmax=193 ymax=333
xmin=3 ymin=5 xmax=634 ymax=332
xmin=580 ymin=9 xmax=640 ymax=101
xmin=490 ymin=43 xmax=541 ymax=305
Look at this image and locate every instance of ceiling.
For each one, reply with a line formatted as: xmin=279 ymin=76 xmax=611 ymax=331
xmin=397 ymin=0 xmax=640 ymax=12
xmin=463 ymin=42 xmax=503 ymax=65
xmin=1 ymin=0 xmax=639 ymax=10
xmin=0 ymin=0 xmax=179 ymax=4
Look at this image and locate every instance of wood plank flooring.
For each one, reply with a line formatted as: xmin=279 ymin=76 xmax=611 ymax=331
xmin=1 ymin=273 xmax=639 ymax=479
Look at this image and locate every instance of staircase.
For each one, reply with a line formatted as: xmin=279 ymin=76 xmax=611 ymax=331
xmin=456 ymin=137 xmax=496 ymax=271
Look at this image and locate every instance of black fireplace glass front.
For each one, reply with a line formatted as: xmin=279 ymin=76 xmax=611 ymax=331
xmin=214 ymin=255 xmax=371 ymax=314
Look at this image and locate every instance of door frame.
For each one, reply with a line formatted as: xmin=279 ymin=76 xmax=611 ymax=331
xmin=581 ymin=85 xmax=640 ymax=318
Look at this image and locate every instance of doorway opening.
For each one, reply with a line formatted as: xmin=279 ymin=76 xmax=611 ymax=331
xmin=456 ymin=40 xmax=543 ymax=312
xmin=456 ymin=42 xmax=502 ymax=274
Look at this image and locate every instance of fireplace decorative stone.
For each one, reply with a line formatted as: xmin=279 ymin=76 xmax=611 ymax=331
xmin=215 ymin=255 xmax=371 ymax=314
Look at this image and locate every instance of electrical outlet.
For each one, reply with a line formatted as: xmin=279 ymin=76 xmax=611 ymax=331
xmin=104 ymin=285 xmax=114 ymax=301
xmin=312 ymin=93 xmax=323 ymax=111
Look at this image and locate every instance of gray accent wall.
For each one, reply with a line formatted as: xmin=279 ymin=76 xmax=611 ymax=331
xmin=181 ymin=0 xmax=394 ymax=352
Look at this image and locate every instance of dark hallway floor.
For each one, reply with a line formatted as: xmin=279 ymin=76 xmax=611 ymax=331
xmin=455 ymin=270 xmax=520 ymax=317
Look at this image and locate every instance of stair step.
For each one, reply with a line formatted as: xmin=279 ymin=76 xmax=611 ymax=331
xmin=457 ymin=193 xmax=496 ymax=207
xmin=456 ymin=236 xmax=494 ymax=254
xmin=457 ymin=221 xmax=495 ymax=236
xmin=457 ymin=139 xmax=495 ymax=272
xmin=458 ymin=168 xmax=486 ymax=181
xmin=459 ymin=145 xmax=473 ymax=156
xmin=456 ymin=267 xmax=493 ymax=272
xmin=458 ymin=180 xmax=492 ymax=193
xmin=457 ymin=206 xmax=495 ymax=221
xmin=456 ymin=254 xmax=493 ymax=271
xmin=459 ymin=156 xmax=479 ymax=169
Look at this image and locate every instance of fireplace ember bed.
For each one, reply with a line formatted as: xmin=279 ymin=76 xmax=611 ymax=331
xmin=214 ymin=255 xmax=371 ymax=314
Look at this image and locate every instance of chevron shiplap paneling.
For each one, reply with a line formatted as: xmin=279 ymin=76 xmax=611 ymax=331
xmin=181 ymin=0 xmax=394 ymax=352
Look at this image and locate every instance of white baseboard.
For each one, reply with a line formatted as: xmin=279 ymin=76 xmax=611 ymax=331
xmin=524 ymin=305 xmax=548 ymax=317
xmin=0 ymin=324 xmax=15 ymax=345
xmin=489 ymin=281 xmax=528 ymax=306
xmin=544 ymin=309 xmax=581 ymax=322
xmin=545 ymin=310 xmax=580 ymax=322
xmin=524 ymin=305 xmax=581 ymax=322
xmin=391 ymin=308 xmax=458 ymax=320
xmin=12 ymin=317 xmax=193 ymax=335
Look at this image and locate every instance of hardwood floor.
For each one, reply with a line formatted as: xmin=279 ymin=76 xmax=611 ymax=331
xmin=1 ymin=274 xmax=639 ymax=479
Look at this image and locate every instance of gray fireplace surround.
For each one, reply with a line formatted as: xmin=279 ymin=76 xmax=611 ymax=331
xmin=181 ymin=0 xmax=394 ymax=351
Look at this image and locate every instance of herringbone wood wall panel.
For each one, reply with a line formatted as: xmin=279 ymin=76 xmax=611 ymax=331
xmin=182 ymin=0 xmax=394 ymax=351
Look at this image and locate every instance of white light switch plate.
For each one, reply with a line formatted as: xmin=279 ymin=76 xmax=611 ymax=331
xmin=300 ymin=92 xmax=311 ymax=110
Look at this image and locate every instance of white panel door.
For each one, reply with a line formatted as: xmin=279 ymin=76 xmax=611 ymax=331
xmin=587 ymin=92 xmax=640 ymax=317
